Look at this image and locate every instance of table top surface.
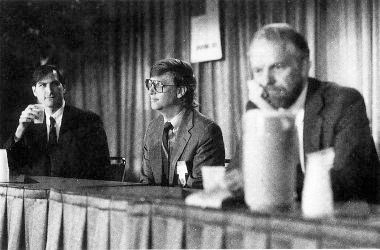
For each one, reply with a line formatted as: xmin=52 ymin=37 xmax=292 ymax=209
xmin=0 ymin=175 xmax=379 ymax=230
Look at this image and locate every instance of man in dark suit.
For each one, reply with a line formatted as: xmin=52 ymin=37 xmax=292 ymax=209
xmin=226 ymin=23 xmax=379 ymax=203
xmin=5 ymin=65 xmax=110 ymax=180
xmin=140 ymin=58 xmax=225 ymax=188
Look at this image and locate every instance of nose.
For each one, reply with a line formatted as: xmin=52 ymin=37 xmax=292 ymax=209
xmin=45 ymin=83 xmax=53 ymax=95
xmin=259 ymin=69 xmax=275 ymax=86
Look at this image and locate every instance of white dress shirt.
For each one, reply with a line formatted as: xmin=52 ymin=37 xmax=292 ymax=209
xmin=287 ymin=84 xmax=308 ymax=173
xmin=164 ymin=108 xmax=186 ymax=146
xmin=45 ymin=100 xmax=65 ymax=141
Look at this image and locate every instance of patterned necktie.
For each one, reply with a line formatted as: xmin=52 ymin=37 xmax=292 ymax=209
xmin=162 ymin=122 xmax=173 ymax=186
xmin=45 ymin=117 xmax=57 ymax=175
xmin=48 ymin=117 xmax=57 ymax=148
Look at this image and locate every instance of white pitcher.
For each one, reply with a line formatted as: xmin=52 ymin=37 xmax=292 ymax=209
xmin=302 ymin=148 xmax=335 ymax=218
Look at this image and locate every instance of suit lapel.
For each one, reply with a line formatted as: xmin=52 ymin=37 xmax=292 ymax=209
xmin=169 ymin=109 xmax=193 ymax=184
xmin=49 ymin=105 xmax=72 ymax=174
xmin=59 ymin=105 xmax=75 ymax=139
xmin=304 ymin=79 xmax=324 ymax=154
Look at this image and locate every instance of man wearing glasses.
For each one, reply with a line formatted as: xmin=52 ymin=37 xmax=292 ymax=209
xmin=140 ymin=58 xmax=225 ymax=188
xmin=5 ymin=64 xmax=110 ymax=180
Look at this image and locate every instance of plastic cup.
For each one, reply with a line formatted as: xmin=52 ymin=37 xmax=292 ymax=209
xmin=201 ymin=166 xmax=226 ymax=191
xmin=33 ymin=104 xmax=45 ymax=124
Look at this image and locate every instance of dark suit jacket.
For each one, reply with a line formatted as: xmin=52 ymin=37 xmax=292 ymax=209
xmin=140 ymin=108 xmax=225 ymax=188
xmin=230 ymin=78 xmax=380 ymax=203
xmin=5 ymin=105 xmax=110 ymax=180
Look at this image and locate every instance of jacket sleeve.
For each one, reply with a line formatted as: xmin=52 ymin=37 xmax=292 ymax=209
xmin=139 ymin=126 xmax=155 ymax=184
xmin=330 ymin=90 xmax=379 ymax=203
xmin=3 ymin=133 xmax=30 ymax=175
xmin=186 ymin=122 xmax=225 ymax=188
xmin=80 ymin=115 xmax=110 ymax=180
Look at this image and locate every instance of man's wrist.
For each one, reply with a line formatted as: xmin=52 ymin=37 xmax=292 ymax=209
xmin=14 ymin=125 xmax=26 ymax=142
xmin=14 ymin=134 xmax=21 ymax=143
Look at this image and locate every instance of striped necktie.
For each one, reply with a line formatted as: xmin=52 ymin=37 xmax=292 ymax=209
xmin=162 ymin=122 xmax=173 ymax=186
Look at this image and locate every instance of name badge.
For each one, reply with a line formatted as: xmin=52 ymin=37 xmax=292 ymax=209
xmin=176 ymin=161 xmax=188 ymax=187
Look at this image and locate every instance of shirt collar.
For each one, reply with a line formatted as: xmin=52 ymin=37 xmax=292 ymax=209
xmin=46 ymin=100 xmax=65 ymax=120
xmin=287 ymin=82 xmax=308 ymax=112
xmin=164 ymin=108 xmax=186 ymax=131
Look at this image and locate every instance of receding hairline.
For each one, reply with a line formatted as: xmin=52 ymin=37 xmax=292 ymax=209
xmin=249 ymin=23 xmax=310 ymax=59
xmin=248 ymin=38 xmax=303 ymax=59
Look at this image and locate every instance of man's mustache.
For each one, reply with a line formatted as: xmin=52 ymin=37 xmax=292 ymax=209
xmin=260 ymin=85 xmax=288 ymax=98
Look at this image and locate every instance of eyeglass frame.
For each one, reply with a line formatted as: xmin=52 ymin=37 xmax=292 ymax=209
xmin=145 ymin=78 xmax=181 ymax=93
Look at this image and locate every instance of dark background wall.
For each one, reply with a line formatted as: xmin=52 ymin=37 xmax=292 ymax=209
xmin=0 ymin=1 xmax=105 ymax=144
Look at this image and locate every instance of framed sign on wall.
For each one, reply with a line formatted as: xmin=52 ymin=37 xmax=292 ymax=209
xmin=190 ymin=0 xmax=222 ymax=63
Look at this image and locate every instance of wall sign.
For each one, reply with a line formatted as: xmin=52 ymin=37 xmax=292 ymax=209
xmin=190 ymin=0 xmax=222 ymax=63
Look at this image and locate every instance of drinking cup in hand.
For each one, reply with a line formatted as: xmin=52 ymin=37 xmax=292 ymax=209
xmin=33 ymin=104 xmax=45 ymax=124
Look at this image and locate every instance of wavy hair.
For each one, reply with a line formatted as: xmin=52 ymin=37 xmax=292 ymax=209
xmin=150 ymin=58 xmax=198 ymax=108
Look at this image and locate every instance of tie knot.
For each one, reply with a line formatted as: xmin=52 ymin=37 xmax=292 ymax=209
xmin=50 ymin=117 xmax=56 ymax=126
xmin=164 ymin=122 xmax=173 ymax=132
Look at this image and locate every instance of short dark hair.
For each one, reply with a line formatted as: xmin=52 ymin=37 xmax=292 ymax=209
xmin=150 ymin=58 xmax=198 ymax=108
xmin=32 ymin=64 xmax=65 ymax=86
xmin=250 ymin=23 xmax=310 ymax=59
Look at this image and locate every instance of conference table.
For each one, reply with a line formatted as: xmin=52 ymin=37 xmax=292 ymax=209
xmin=0 ymin=176 xmax=379 ymax=249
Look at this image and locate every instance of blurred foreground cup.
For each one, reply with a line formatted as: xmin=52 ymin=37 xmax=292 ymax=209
xmin=185 ymin=166 xmax=230 ymax=209
xmin=201 ymin=166 xmax=226 ymax=191
xmin=242 ymin=110 xmax=298 ymax=212
xmin=0 ymin=150 xmax=9 ymax=182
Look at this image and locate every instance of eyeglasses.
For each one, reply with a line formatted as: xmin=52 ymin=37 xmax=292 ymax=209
xmin=145 ymin=79 xmax=176 ymax=93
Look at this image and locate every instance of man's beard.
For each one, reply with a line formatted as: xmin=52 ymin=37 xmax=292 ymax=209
xmin=262 ymin=82 xmax=303 ymax=109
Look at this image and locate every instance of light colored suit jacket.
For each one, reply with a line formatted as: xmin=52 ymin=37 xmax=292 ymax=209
xmin=140 ymin=108 xmax=225 ymax=188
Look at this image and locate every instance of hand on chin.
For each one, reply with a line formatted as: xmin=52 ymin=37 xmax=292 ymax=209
xmin=247 ymin=80 xmax=276 ymax=110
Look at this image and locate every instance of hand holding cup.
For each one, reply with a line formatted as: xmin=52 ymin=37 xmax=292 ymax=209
xmin=15 ymin=104 xmax=44 ymax=140
xmin=19 ymin=104 xmax=44 ymax=124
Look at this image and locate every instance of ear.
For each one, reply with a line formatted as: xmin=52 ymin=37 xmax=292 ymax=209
xmin=177 ymin=86 xmax=187 ymax=99
xmin=32 ymin=86 xmax=37 ymax=97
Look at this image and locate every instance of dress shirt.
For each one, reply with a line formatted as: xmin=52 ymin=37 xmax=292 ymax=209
xmin=288 ymin=84 xmax=308 ymax=173
xmin=45 ymin=100 xmax=65 ymax=141
xmin=164 ymin=108 xmax=186 ymax=148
